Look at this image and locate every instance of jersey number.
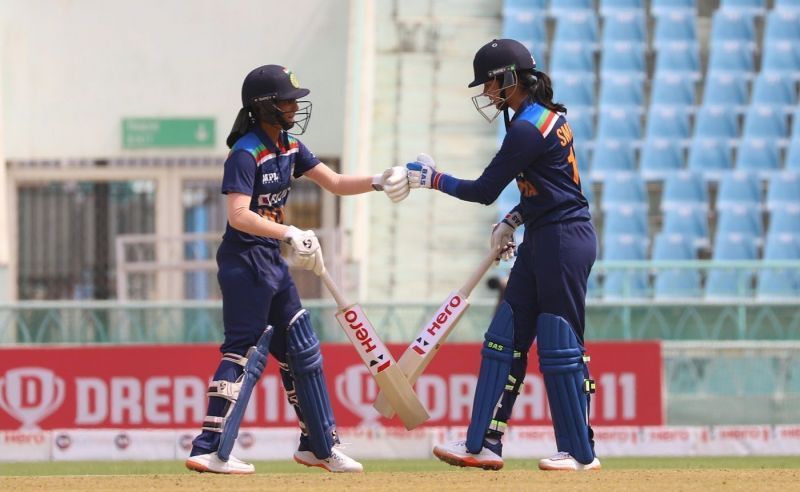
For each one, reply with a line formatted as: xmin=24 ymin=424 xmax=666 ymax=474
xmin=567 ymin=146 xmax=581 ymax=186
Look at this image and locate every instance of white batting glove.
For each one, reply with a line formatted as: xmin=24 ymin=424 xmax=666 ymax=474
xmin=491 ymin=211 xmax=523 ymax=263
xmin=283 ymin=226 xmax=325 ymax=275
xmin=372 ymin=166 xmax=410 ymax=202
xmin=406 ymin=153 xmax=438 ymax=189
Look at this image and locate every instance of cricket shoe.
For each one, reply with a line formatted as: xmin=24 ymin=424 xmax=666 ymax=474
xmin=293 ymin=447 xmax=364 ymax=473
xmin=433 ymin=440 xmax=504 ymax=470
xmin=538 ymin=451 xmax=601 ymax=471
xmin=185 ymin=452 xmax=255 ymax=474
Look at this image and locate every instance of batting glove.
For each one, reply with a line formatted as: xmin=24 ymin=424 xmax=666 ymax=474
xmin=283 ymin=226 xmax=325 ymax=275
xmin=406 ymin=153 xmax=438 ymax=189
xmin=491 ymin=211 xmax=523 ymax=263
xmin=372 ymin=166 xmax=410 ymax=202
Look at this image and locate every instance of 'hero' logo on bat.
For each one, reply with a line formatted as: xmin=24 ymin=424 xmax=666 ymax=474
xmin=343 ymin=309 xmax=391 ymax=373
xmin=413 ymin=295 xmax=463 ymax=354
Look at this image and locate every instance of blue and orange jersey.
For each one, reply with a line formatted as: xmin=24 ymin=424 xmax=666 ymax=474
xmin=432 ymin=99 xmax=590 ymax=229
xmin=221 ymin=126 xmax=320 ymax=247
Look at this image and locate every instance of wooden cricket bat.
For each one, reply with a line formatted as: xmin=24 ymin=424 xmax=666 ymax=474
xmin=373 ymin=248 xmax=500 ymax=418
xmin=319 ymin=269 xmax=430 ymax=430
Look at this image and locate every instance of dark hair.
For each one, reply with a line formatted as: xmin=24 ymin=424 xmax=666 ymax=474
xmin=521 ymin=69 xmax=566 ymax=114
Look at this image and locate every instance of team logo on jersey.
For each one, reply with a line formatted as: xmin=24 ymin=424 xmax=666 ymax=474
xmin=257 ymin=188 xmax=290 ymax=207
xmin=262 ymin=172 xmax=280 ymax=184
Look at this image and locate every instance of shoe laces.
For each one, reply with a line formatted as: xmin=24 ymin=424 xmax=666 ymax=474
xmin=550 ymin=451 xmax=572 ymax=460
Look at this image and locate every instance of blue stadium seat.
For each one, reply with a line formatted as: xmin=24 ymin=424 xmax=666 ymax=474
xmin=565 ymin=107 xmax=594 ymax=141
xmin=596 ymin=107 xmax=642 ymax=139
xmin=650 ymin=74 xmax=696 ymax=107
xmin=662 ymin=207 xmax=710 ymax=248
xmin=694 ymin=105 xmax=739 ymax=139
xmin=764 ymin=9 xmax=800 ymax=43
xmin=600 ymin=0 xmax=644 ymax=15
xmin=598 ymin=75 xmax=644 ymax=107
xmin=549 ymin=42 xmax=595 ymax=74
xmin=707 ymin=42 xmax=755 ymax=73
xmin=787 ymin=139 xmax=800 ymax=171
xmin=766 ymin=172 xmax=800 ymax=211
xmin=603 ymin=206 xmax=648 ymax=237
xmin=774 ymin=0 xmax=800 ymax=12
xmin=757 ymin=233 xmax=800 ymax=298
xmin=590 ymin=139 xmax=637 ymax=180
xmin=793 ymin=106 xmax=800 ymax=138
xmin=653 ymin=12 xmax=697 ymax=48
xmin=602 ymin=12 xmax=646 ymax=44
xmin=581 ymin=172 xmax=594 ymax=209
xmin=760 ymin=41 xmax=800 ymax=74
xmin=645 ymin=106 xmax=691 ymax=139
xmin=503 ymin=10 xmax=547 ymax=54
xmin=553 ymin=12 xmax=598 ymax=45
xmin=661 ymin=171 xmax=708 ymax=211
xmin=716 ymin=206 xmax=764 ymax=238
xmin=751 ymin=72 xmax=795 ymax=108
xmin=717 ymin=171 xmax=762 ymax=211
xmin=550 ymin=0 xmax=593 ymax=16
xmin=719 ymin=0 xmax=767 ymax=15
xmin=602 ymin=234 xmax=649 ymax=298
xmin=575 ymin=143 xmax=590 ymax=177
xmin=736 ymin=137 xmax=782 ymax=176
xmin=653 ymin=233 xmax=702 ymax=298
xmin=601 ymin=172 xmax=648 ymax=211
xmin=710 ymin=10 xmax=756 ymax=46
xmin=702 ymin=72 xmax=749 ymax=106
xmin=555 ymin=74 xmax=595 ymax=107
xmin=600 ymin=42 xmax=646 ymax=76
xmin=654 ymin=42 xmax=700 ymax=77
xmin=687 ymin=138 xmax=734 ymax=179
xmin=640 ymin=138 xmax=685 ymax=180
xmin=706 ymin=232 xmax=758 ymax=298
xmin=769 ymin=206 xmax=800 ymax=236
xmin=742 ymin=107 xmax=788 ymax=139
xmin=651 ymin=0 xmax=696 ymax=16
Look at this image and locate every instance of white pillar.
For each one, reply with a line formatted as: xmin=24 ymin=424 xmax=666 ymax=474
xmin=0 ymin=23 xmax=10 ymax=301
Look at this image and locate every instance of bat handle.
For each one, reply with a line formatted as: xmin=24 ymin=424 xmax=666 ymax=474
xmin=459 ymin=247 xmax=503 ymax=298
xmin=318 ymin=268 xmax=350 ymax=309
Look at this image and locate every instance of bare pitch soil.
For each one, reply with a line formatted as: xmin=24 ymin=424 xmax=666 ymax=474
xmin=3 ymin=469 xmax=800 ymax=491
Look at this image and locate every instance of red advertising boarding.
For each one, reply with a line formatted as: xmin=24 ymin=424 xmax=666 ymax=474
xmin=0 ymin=342 xmax=662 ymax=431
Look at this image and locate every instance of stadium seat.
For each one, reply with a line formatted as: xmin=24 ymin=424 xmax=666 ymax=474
xmin=650 ymin=74 xmax=696 ymax=107
xmin=554 ymin=74 xmax=595 ymax=107
xmin=600 ymin=42 xmax=646 ymax=76
xmin=707 ymin=42 xmax=755 ymax=73
xmin=717 ymin=171 xmax=762 ymax=211
xmin=706 ymin=232 xmax=758 ymax=298
xmin=602 ymin=234 xmax=649 ymax=298
xmin=653 ymin=12 xmax=697 ymax=48
xmin=716 ymin=206 xmax=764 ymax=238
xmin=774 ymin=0 xmax=800 ymax=12
xmin=662 ymin=207 xmax=710 ymax=248
xmin=764 ymin=9 xmax=800 ymax=43
xmin=654 ymin=42 xmax=700 ymax=77
xmin=640 ymin=138 xmax=685 ymax=180
xmin=550 ymin=0 xmax=593 ymax=16
xmin=503 ymin=10 xmax=547 ymax=54
xmin=575 ymin=143 xmax=591 ymax=177
xmin=601 ymin=172 xmax=648 ymax=211
xmin=651 ymin=0 xmax=696 ymax=16
xmin=590 ymin=139 xmax=637 ymax=180
xmin=645 ymin=106 xmax=691 ymax=139
xmin=769 ymin=206 xmax=800 ymax=236
xmin=694 ymin=105 xmax=739 ymax=139
xmin=710 ymin=10 xmax=756 ymax=46
xmin=735 ymin=137 xmax=782 ymax=176
xmin=602 ymin=12 xmax=646 ymax=44
xmin=661 ymin=171 xmax=709 ymax=212
xmin=581 ymin=172 xmax=595 ymax=209
xmin=719 ymin=0 xmax=767 ymax=15
xmin=741 ymin=108 xmax=788 ymax=139
xmin=598 ymin=75 xmax=644 ymax=107
xmin=760 ymin=41 xmax=800 ymax=75
xmin=702 ymin=72 xmax=749 ymax=106
xmin=603 ymin=206 xmax=648 ymax=237
xmin=600 ymin=0 xmax=644 ymax=15
xmin=757 ymin=233 xmax=800 ymax=298
xmin=751 ymin=72 xmax=796 ymax=109
xmin=653 ymin=233 xmax=702 ymax=298
xmin=766 ymin=172 xmax=800 ymax=211
xmin=793 ymin=106 xmax=800 ymax=138
xmin=549 ymin=42 xmax=595 ymax=74
xmin=686 ymin=138 xmax=734 ymax=179
xmin=553 ymin=12 xmax=598 ymax=45
xmin=596 ymin=107 xmax=642 ymax=139
xmin=565 ymin=107 xmax=594 ymax=141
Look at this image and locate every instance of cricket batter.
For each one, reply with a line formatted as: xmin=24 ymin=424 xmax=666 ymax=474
xmin=185 ymin=64 xmax=408 ymax=474
xmin=407 ymin=39 xmax=600 ymax=471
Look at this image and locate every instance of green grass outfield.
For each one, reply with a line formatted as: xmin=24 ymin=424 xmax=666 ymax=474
xmin=3 ymin=457 xmax=800 ymax=476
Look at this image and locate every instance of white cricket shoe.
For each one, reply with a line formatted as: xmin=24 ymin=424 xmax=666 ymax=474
xmin=433 ymin=440 xmax=504 ymax=470
xmin=293 ymin=447 xmax=364 ymax=473
xmin=538 ymin=451 xmax=601 ymax=471
xmin=185 ymin=452 xmax=255 ymax=474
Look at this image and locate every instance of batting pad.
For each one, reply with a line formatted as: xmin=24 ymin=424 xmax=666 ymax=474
xmin=287 ymin=310 xmax=338 ymax=459
xmin=466 ymin=301 xmax=514 ymax=454
xmin=537 ymin=313 xmax=595 ymax=465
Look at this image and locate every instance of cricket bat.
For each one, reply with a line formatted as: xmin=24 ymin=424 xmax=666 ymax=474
xmin=373 ymin=247 xmax=500 ymax=418
xmin=319 ymin=269 xmax=430 ymax=430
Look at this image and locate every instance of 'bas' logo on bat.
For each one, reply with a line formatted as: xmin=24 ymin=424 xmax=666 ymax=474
xmin=343 ymin=309 xmax=391 ymax=373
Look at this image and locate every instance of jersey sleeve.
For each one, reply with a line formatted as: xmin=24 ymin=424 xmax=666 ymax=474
xmin=435 ymin=120 xmax=546 ymax=205
xmin=293 ymin=140 xmax=322 ymax=178
xmin=221 ymin=149 xmax=256 ymax=195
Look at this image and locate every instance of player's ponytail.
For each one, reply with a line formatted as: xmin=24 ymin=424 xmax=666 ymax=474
xmin=522 ymin=69 xmax=566 ymax=114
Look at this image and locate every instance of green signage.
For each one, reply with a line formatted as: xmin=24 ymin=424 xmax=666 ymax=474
xmin=122 ymin=118 xmax=216 ymax=149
